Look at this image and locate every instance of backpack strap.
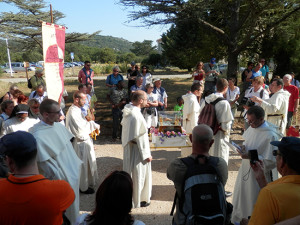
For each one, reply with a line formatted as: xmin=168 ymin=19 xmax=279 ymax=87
xmin=259 ymin=89 xmax=264 ymax=99
xmin=211 ymin=97 xmax=226 ymax=105
xmin=33 ymin=91 xmax=37 ymax=98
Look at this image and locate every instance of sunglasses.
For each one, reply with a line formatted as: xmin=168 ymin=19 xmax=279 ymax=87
xmin=272 ymin=150 xmax=281 ymax=157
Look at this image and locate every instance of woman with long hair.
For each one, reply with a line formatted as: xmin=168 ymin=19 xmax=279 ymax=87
xmin=192 ymin=61 xmax=205 ymax=84
xmin=75 ymin=171 xmax=145 ymax=225
xmin=140 ymin=65 xmax=152 ymax=89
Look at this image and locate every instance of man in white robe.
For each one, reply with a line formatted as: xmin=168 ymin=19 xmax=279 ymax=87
xmin=0 ymin=104 xmax=38 ymax=137
xmin=231 ymin=106 xmax=283 ymax=224
xmin=66 ymin=91 xmax=100 ymax=195
xmin=121 ymin=90 xmax=152 ymax=208
xmin=205 ymin=78 xmax=233 ymax=164
xmin=182 ymin=82 xmax=203 ymax=134
xmin=251 ymin=78 xmax=290 ymax=135
xmin=29 ymin=99 xmax=82 ymax=225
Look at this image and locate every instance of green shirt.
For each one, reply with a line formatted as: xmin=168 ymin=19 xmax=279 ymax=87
xmin=174 ymin=104 xmax=184 ymax=116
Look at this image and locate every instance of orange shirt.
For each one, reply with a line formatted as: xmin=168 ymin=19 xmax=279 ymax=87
xmin=0 ymin=174 xmax=75 ymax=225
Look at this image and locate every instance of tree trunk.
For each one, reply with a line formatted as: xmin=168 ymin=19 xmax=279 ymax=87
xmin=227 ymin=50 xmax=239 ymax=83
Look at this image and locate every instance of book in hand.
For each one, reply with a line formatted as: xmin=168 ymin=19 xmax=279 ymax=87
xmin=225 ymin=140 xmax=243 ymax=154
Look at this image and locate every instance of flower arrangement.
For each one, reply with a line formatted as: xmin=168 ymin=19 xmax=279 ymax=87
xmin=150 ymin=128 xmax=186 ymax=144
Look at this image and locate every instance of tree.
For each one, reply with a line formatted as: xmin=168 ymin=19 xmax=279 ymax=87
xmin=120 ymin=0 xmax=300 ymax=78
xmin=0 ymin=0 xmax=99 ymax=50
xmin=130 ymin=40 xmax=157 ymax=56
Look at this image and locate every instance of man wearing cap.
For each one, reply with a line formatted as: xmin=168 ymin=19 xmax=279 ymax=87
xmin=203 ymin=58 xmax=220 ymax=93
xmin=66 ymin=91 xmax=100 ymax=195
xmin=153 ymin=78 xmax=168 ymax=111
xmin=231 ymin=106 xmax=283 ymax=224
xmin=29 ymin=99 xmax=82 ymax=224
xmin=240 ymin=137 xmax=300 ymax=225
xmin=30 ymin=69 xmax=46 ymax=91
xmin=0 ymin=131 xmax=75 ymax=225
xmin=78 ymin=61 xmax=94 ymax=86
xmin=0 ymin=104 xmax=38 ymax=137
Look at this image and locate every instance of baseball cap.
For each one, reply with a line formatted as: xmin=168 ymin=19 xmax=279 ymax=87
xmin=210 ymin=58 xmax=216 ymax=65
xmin=153 ymin=78 xmax=162 ymax=83
xmin=130 ymin=61 xmax=136 ymax=66
xmin=14 ymin=104 xmax=29 ymax=114
xmin=270 ymin=137 xmax=300 ymax=153
xmin=0 ymin=131 xmax=37 ymax=156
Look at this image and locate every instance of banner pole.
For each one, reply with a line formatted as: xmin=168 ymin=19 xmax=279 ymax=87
xmin=50 ymin=4 xmax=53 ymax=23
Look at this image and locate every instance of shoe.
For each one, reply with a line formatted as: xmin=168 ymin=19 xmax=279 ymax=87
xmin=80 ymin=187 xmax=95 ymax=194
xmin=225 ymin=191 xmax=233 ymax=198
xmin=140 ymin=201 xmax=150 ymax=207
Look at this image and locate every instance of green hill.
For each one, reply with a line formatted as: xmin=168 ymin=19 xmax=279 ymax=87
xmin=81 ymin=35 xmax=133 ymax=52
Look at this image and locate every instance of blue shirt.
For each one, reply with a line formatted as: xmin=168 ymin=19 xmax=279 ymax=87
xmin=106 ymin=74 xmax=124 ymax=85
xmin=250 ymin=70 xmax=262 ymax=79
xmin=130 ymin=84 xmax=144 ymax=92
xmin=260 ymin=65 xmax=269 ymax=77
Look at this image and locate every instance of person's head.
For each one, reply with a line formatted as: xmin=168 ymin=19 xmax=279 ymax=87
xmin=73 ymin=91 xmax=86 ymax=108
xmin=134 ymin=65 xmax=140 ymax=71
xmin=270 ymin=78 xmax=283 ymax=94
xmin=246 ymin=106 xmax=265 ymax=128
xmin=35 ymin=69 xmax=44 ymax=78
xmin=117 ymin=80 xmax=125 ymax=89
xmin=259 ymin=58 xmax=266 ymax=65
xmin=291 ymin=72 xmax=295 ymax=78
xmin=145 ymin=83 xmax=154 ymax=94
xmin=130 ymin=61 xmax=136 ymax=68
xmin=191 ymin=125 xmax=214 ymax=155
xmin=254 ymin=63 xmax=262 ymax=72
xmin=283 ymin=74 xmax=292 ymax=86
xmin=210 ymin=58 xmax=216 ymax=66
xmin=0 ymin=131 xmax=37 ymax=172
xmin=28 ymin=99 xmax=40 ymax=115
xmin=112 ymin=66 xmax=120 ymax=76
xmin=12 ymin=89 xmax=23 ymax=99
xmin=141 ymin=65 xmax=149 ymax=73
xmin=177 ymin=97 xmax=184 ymax=106
xmin=9 ymin=84 xmax=18 ymax=94
xmin=36 ymin=84 xmax=45 ymax=97
xmin=86 ymin=83 xmax=93 ymax=94
xmin=228 ymin=77 xmax=236 ymax=87
xmin=131 ymin=90 xmax=147 ymax=108
xmin=89 ymin=171 xmax=133 ymax=224
xmin=39 ymin=99 xmax=61 ymax=125
xmin=1 ymin=100 xmax=14 ymax=116
xmin=10 ymin=104 xmax=29 ymax=122
xmin=216 ymin=78 xmax=228 ymax=93
xmin=191 ymin=82 xmax=203 ymax=97
xmin=78 ymin=83 xmax=87 ymax=94
xmin=153 ymin=78 xmax=162 ymax=88
xmin=84 ymin=61 xmax=91 ymax=70
xmin=136 ymin=76 xmax=143 ymax=86
xmin=252 ymin=76 xmax=264 ymax=90
xmin=196 ymin=61 xmax=204 ymax=69
xmin=271 ymin=137 xmax=300 ymax=175
xmin=247 ymin=61 xmax=254 ymax=69
xmin=17 ymin=94 xmax=29 ymax=104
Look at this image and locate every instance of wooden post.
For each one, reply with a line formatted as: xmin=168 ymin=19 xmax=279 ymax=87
xmin=50 ymin=4 xmax=53 ymax=23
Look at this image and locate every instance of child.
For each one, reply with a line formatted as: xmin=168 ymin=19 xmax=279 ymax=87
xmin=174 ymin=97 xmax=184 ymax=116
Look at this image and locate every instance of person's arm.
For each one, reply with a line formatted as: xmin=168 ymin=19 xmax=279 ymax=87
xmin=293 ymin=90 xmax=299 ymax=115
xmin=78 ymin=70 xmax=83 ymax=83
xmin=250 ymin=160 xmax=268 ymax=188
xmin=275 ymin=215 xmax=300 ymax=225
xmin=246 ymin=71 xmax=253 ymax=82
xmin=164 ymin=97 xmax=168 ymax=108
xmin=148 ymin=100 xmax=158 ymax=107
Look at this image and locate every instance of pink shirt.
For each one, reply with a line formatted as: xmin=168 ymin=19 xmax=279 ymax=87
xmin=78 ymin=69 xmax=94 ymax=85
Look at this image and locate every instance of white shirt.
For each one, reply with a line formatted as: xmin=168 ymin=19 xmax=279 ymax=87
xmin=29 ymin=91 xmax=48 ymax=104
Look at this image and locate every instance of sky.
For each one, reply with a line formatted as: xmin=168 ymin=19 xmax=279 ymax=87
xmin=0 ymin=0 xmax=170 ymax=45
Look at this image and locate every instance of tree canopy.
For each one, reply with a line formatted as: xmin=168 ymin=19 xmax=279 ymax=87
xmin=120 ymin=0 xmax=300 ymax=78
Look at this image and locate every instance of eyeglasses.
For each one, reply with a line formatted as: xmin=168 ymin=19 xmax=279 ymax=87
xmin=272 ymin=150 xmax=282 ymax=157
xmin=113 ymin=70 xmax=119 ymax=72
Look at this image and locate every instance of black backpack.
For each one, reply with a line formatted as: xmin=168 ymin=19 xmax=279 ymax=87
xmin=171 ymin=155 xmax=229 ymax=225
xmin=27 ymin=75 xmax=38 ymax=89
xmin=198 ymin=97 xmax=225 ymax=135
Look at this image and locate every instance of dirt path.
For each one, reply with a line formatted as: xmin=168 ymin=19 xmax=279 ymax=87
xmin=79 ymin=129 xmax=244 ymax=225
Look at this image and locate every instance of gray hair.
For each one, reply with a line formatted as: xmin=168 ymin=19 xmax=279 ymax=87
xmin=112 ymin=66 xmax=120 ymax=72
xmin=284 ymin=74 xmax=292 ymax=80
xmin=35 ymin=69 xmax=44 ymax=75
xmin=28 ymin=98 xmax=40 ymax=107
xmin=192 ymin=124 xmax=213 ymax=144
xmin=36 ymin=84 xmax=45 ymax=90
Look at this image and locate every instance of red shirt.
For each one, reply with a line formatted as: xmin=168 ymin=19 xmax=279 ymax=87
xmin=78 ymin=68 xmax=94 ymax=85
xmin=284 ymin=85 xmax=299 ymax=112
xmin=193 ymin=70 xmax=204 ymax=81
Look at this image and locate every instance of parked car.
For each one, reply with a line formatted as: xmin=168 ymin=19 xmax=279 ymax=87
xmin=3 ymin=62 xmax=36 ymax=72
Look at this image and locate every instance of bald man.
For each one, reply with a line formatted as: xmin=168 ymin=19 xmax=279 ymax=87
xmin=167 ymin=124 xmax=228 ymax=225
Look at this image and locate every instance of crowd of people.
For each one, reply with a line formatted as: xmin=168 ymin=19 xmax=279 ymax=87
xmin=0 ymin=58 xmax=299 ymax=225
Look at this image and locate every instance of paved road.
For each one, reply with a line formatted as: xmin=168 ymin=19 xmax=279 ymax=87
xmin=0 ymin=74 xmax=191 ymax=83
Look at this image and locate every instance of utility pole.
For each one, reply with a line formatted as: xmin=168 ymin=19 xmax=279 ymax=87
xmin=5 ymin=38 xmax=13 ymax=77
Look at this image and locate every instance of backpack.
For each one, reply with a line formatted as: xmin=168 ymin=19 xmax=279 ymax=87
xmin=171 ymin=155 xmax=228 ymax=225
xmin=198 ymin=97 xmax=225 ymax=135
xmin=27 ymin=75 xmax=37 ymax=89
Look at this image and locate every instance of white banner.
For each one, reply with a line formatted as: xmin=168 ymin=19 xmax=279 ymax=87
xmin=42 ymin=22 xmax=65 ymax=102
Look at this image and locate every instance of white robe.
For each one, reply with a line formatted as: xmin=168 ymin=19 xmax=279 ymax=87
xmin=205 ymin=93 xmax=233 ymax=164
xmin=0 ymin=116 xmax=39 ymax=137
xmin=121 ymin=104 xmax=152 ymax=208
xmin=231 ymin=122 xmax=283 ymax=223
xmin=66 ymin=104 xmax=99 ymax=192
xmin=182 ymin=93 xmax=200 ymax=134
xmin=29 ymin=121 xmax=82 ymax=225
xmin=260 ymin=89 xmax=290 ymax=135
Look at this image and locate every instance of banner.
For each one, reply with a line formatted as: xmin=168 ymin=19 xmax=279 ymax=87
xmin=42 ymin=22 xmax=65 ymax=102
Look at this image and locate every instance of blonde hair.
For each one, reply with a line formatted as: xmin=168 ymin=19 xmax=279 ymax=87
xmin=253 ymin=76 xmax=264 ymax=85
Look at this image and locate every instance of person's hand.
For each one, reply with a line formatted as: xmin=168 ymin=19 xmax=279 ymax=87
xmin=121 ymin=100 xmax=126 ymax=104
xmin=240 ymin=218 xmax=249 ymax=225
xmin=158 ymin=102 xmax=163 ymax=106
xmin=251 ymin=96 xmax=262 ymax=104
xmin=243 ymin=105 xmax=249 ymax=110
xmin=146 ymin=156 xmax=153 ymax=162
xmin=293 ymin=109 xmax=298 ymax=116
xmin=250 ymin=160 xmax=268 ymax=188
xmin=164 ymin=103 xmax=168 ymax=108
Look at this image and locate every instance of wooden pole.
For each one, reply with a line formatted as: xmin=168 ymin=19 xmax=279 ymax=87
xmin=50 ymin=4 xmax=53 ymax=23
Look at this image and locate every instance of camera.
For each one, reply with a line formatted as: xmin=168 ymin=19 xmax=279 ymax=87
xmin=241 ymin=97 xmax=255 ymax=107
xmin=248 ymin=149 xmax=259 ymax=165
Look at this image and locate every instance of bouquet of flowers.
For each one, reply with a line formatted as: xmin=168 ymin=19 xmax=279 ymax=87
xmin=150 ymin=128 xmax=186 ymax=144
